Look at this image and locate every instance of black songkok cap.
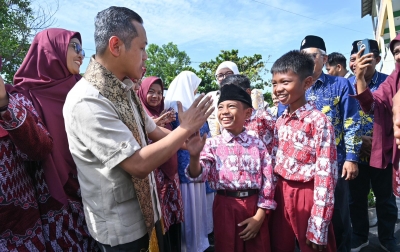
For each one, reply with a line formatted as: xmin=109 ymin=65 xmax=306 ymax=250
xmin=218 ymin=84 xmax=253 ymax=108
xmin=300 ymin=35 xmax=326 ymax=52
xmin=351 ymin=39 xmax=380 ymax=55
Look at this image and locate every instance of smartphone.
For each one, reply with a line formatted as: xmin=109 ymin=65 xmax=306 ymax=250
xmin=357 ymin=39 xmax=371 ymax=56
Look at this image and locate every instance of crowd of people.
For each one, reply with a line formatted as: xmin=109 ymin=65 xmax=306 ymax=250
xmin=1 ymin=5 xmax=400 ymax=252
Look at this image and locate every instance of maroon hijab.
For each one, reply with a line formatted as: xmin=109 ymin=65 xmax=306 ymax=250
xmin=13 ymin=28 xmax=82 ymax=205
xmin=138 ymin=77 xmax=178 ymax=180
xmin=138 ymin=76 xmax=165 ymax=120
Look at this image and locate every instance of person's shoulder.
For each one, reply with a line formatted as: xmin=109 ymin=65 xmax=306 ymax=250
xmin=306 ymin=108 xmax=333 ymax=128
xmin=67 ymin=77 xmax=100 ymax=101
xmin=325 ymin=73 xmax=349 ymax=85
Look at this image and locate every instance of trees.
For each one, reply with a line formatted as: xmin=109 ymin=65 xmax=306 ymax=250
xmin=196 ymin=49 xmax=271 ymax=94
xmin=0 ymin=0 xmax=57 ymax=83
xmin=145 ymin=42 xmax=194 ymax=87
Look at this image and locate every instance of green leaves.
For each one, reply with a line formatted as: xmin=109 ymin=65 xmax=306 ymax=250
xmin=0 ymin=0 xmax=57 ymax=83
xmin=0 ymin=0 xmax=33 ymax=83
xmin=145 ymin=44 xmax=272 ymax=96
xmin=145 ymin=42 xmax=193 ymax=87
xmin=196 ymin=49 xmax=271 ymax=94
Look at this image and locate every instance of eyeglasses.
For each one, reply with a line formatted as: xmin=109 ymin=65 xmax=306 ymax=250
xmin=69 ymin=42 xmax=85 ymax=57
xmin=308 ymin=52 xmax=325 ymax=59
xmin=215 ymin=71 xmax=234 ymax=81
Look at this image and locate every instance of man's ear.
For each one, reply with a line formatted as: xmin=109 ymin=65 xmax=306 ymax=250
xmin=337 ymin=64 xmax=342 ymax=72
xmin=303 ymin=76 xmax=314 ymax=90
xmin=108 ymin=36 xmax=124 ymax=57
xmin=375 ymin=55 xmax=381 ymax=65
xmin=322 ymin=54 xmax=328 ymax=64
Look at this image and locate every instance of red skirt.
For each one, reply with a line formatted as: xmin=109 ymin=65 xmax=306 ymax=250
xmin=213 ymin=193 xmax=270 ymax=252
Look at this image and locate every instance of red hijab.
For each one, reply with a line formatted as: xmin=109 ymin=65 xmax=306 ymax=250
xmin=138 ymin=77 xmax=178 ymax=180
xmin=12 ymin=28 xmax=82 ymax=205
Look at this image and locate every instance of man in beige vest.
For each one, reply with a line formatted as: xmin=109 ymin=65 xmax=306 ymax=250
xmin=63 ymin=6 xmax=213 ymax=252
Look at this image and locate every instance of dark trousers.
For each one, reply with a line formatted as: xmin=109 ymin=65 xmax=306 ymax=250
xmin=332 ymin=176 xmax=352 ymax=252
xmin=349 ymin=163 xmax=397 ymax=245
xmin=162 ymin=223 xmax=181 ymax=252
xmin=96 ymin=234 xmax=149 ymax=252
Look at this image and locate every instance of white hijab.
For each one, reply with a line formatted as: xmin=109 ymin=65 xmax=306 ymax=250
xmin=215 ymin=61 xmax=239 ymax=78
xmin=164 ymin=71 xmax=201 ymax=112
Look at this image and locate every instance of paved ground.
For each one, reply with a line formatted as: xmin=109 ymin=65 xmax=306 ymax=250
xmin=360 ymin=219 xmax=400 ymax=252
xmin=206 ymin=220 xmax=400 ymax=251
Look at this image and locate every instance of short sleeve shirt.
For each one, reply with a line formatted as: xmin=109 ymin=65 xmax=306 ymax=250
xmin=63 ymin=77 xmax=157 ymax=246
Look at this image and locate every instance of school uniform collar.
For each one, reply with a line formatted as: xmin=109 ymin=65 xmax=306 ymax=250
xmin=281 ymin=100 xmax=316 ymax=120
xmin=221 ymin=128 xmax=249 ymax=143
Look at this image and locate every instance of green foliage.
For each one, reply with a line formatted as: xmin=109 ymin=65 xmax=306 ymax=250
xmin=0 ymin=0 xmax=57 ymax=83
xmin=196 ymin=49 xmax=270 ymax=94
xmin=368 ymin=189 xmax=376 ymax=208
xmin=263 ymin=91 xmax=273 ymax=107
xmin=146 ymin=42 xmax=194 ymax=87
xmin=0 ymin=0 xmax=33 ymax=83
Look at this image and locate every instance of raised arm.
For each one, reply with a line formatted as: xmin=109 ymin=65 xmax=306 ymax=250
xmin=0 ymin=78 xmax=52 ymax=160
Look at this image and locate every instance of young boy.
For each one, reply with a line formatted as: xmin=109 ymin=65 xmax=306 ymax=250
xmin=269 ymin=50 xmax=338 ymax=252
xmin=219 ymin=75 xmax=276 ymax=154
xmin=186 ymin=80 xmax=276 ymax=252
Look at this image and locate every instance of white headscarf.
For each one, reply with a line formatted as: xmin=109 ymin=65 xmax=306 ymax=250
xmin=215 ymin=61 xmax=240 ymax=76
xmin=164 ymin=71 xmax=201 ymax=112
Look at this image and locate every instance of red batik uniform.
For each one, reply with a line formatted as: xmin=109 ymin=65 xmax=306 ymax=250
xmin=244 ymin=108 xmax=276 ymax=155
xmin=186 ymin=129 xmax=276 ymax=252
xmin=270 ymin=101 xmax=338 ymax=251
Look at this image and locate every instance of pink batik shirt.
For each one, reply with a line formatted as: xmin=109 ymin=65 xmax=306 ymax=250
xmin=273 ymin=101 xmax=338 ymax=245
xmin=185 ymin=129 xmax=277 ymax=210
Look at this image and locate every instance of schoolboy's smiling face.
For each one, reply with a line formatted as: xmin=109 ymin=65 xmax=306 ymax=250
xmin=272 ymin=70 xmax=313 ymax=113
xmin=217 ymin=100 xmax=252 ymax=136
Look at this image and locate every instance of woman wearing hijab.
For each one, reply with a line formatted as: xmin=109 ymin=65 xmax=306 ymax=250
xmin=138 ymin=76 xmax=183 ymax=252
xmin=0 ymin=57 xmax=53 ymax=251
xmin=207 ymin=61 xmax=240 ymax=137
xmin=12 ymin=28 xmax=98 ymax=250
xmin=165 ymin=71 xmax=211 ymax=252
xmin=353 ymin=34 xmax=400 ymax=199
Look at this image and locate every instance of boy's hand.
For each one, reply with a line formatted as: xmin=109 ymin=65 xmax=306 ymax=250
xmin=306 ymin=239 xmax=327 ymax=251
xmin=238 ymin=208 xmax=266 ymax=241
xmin=186 ymin=132 xmax=207 ymax=157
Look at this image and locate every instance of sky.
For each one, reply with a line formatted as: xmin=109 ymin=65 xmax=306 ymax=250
xmin=34 ymin=0 xmax=374 ymax=90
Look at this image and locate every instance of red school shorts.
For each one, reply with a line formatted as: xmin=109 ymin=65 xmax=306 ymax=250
xmin=213 ymin=193 xmax=271 ymax=252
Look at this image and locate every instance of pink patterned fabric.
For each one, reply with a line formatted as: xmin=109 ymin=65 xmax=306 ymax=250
xmin=185 ymin=129 xmax=276 ymax=210
xmin=244 ymin=108 xmax=276 ymax=154
xmin=273 ymin=101 xmax=338 ymax=245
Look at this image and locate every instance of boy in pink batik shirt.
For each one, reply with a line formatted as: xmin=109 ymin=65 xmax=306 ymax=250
xmin=269 ymin=51 xmax=338 ymax=252
xmin=186 ymin=76 xmax=276 ymax=252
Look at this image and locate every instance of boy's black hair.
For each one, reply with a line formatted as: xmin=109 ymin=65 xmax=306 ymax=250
xmin=271 ymin=50 xmax=314 ymax=80
xmin=327 ymin=52 xmax=347 ymax=68
xmin=219 ymin=74 xmax=251 ymax=90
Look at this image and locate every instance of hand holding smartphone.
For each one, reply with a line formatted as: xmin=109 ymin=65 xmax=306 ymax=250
xmin=357 ymin=39 xmax=371 ymax=57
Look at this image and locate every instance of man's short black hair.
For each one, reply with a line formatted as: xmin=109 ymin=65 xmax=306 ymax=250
xmin=95 ymin=6 xmax=143 ymax=55
xmin=327 ymin=52 xmax=347 ymax=68
xmin=271 ymin=50 xmax=314 ymax=80
xmin=219 ymin=74 xmax=251 ymax=90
